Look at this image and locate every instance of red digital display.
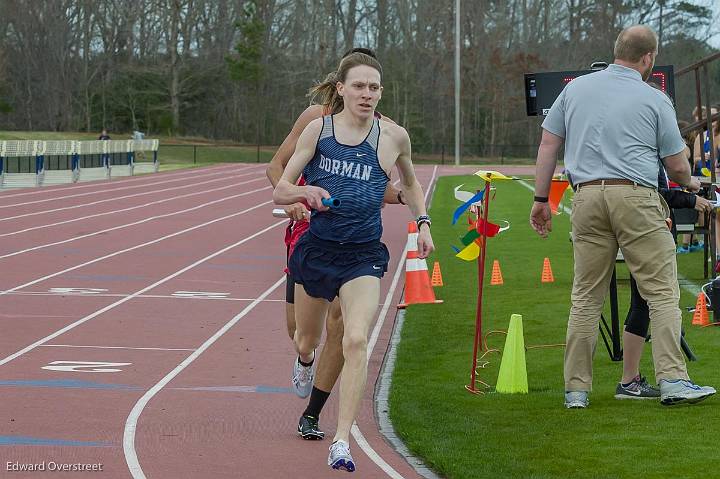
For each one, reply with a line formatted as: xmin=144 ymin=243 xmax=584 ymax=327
xmin=526 ymin=65 xmax=675 ymax=116
xmin=562 ymin=73 xmax=665 ymax=91
xmin=650 ymin=72 xmax=667 ymax=92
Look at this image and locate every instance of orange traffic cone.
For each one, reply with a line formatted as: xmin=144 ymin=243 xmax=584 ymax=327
xmin=490 ymin=260 xmax=504 ymax=285
xmin=541 ymin=257 xmax=554 ymax=283
xmin=692 ymin=293 xmax=710 ymax=326
xmin=398 ymin=222 xmax=443 ymax=308
xmin=431 ymin=261 xmax=444 ymax=287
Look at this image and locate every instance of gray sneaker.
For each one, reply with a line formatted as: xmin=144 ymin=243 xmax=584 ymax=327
xmin=291 ymin=353 xmax=315 ymax=398
xmin=328 ymin=440 xmax=355 ymax=472
xmin=564 ymin=391 xmax=589 ymax=409
xmin=615 ymin=375 xmax=660 ymax=400
xmin=660 ymin=379 xmax=716 ymax=405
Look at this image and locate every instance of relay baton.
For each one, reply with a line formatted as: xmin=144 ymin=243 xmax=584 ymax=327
xmin=321 ymin=197 xmax=341 ymax=208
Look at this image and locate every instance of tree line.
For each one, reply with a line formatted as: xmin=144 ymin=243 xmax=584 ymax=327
xmin=0 ymin=0 xmax=717 ymax=156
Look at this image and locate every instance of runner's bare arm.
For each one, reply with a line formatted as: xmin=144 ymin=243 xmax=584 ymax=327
xmin=394 ymin=127 xmax=427 ymax=218
xmin=266 ymin=105 xmax=324 ymax=187
xmin=379 ymin=117 xmax=402 ymax=204
xmin=273 ymin=118 xmax=330 ymax=211
xmin=394 ymin=126 xmax=434 ymax=258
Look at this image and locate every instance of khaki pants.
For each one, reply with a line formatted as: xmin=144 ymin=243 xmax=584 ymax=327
xmin=565 ymin=183 xmax=689 ymax=391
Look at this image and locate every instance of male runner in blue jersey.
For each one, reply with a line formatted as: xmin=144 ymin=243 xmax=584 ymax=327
xmin=266 ymin=48 xmax=404 ymax=441
xmin=274 ymin=52 xmax=433 ymax=472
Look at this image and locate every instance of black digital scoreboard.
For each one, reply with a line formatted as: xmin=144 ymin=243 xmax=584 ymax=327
xmin=524 ymin=65 xmax=675 ymax=116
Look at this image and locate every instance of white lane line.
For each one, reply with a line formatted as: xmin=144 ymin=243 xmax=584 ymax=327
xmin=0 ymin=313 xmax=77 ymax=319
xmin=354 ymin=164 xmax=438 ymax=478
xmin=0 ymin=164 xmax=251 ymax=208
xmin=40 ymin=345 xmax=197 ymax=352
xmin=351 ymin=426 xmax=405 ymax=479
xmin=0 ymin=199 xmax=276 ymax=295
xmin=124 ymin=275 xmax=286 ymax=479
xmin=0 ymin=169 xmax=265 ymax=222
xmin=0 ymin=185 xmax=271 ymax=260
xmin=0 ymin=219 xmax=286 ymax=366
xmin=0 ymin=167 xmax=252 ymax=208
xmin=0 ymin=164 xmax=241 ymax=201
xmin=1 ymin=176 xmax=264 ymax=238
xmin=1 ymin=291 xmax=285 ymax=303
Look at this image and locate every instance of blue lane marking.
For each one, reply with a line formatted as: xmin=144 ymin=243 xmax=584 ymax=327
xmin=0 ymin=379 xmax=140 ymax=390
xmin=226 ymin=253 xmax=286 ymax=260
xmin=0 ymin=436 xmax=112 ymax=447
xmin=256 ymin=385 xmax=294 ymax=394
xmin=201 ymin=263 xmax=275 ymax=271
xmin=173 ymin=385 xmax=293 ymax=394
xmin=0 ymin=380 xmax=290 ymax=394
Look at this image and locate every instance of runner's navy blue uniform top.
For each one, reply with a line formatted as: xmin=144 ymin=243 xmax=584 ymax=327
xmin=302 ymin=115 xmax=389 ymax=243
xmin=289 ymin=115 xmax=391 ymax=301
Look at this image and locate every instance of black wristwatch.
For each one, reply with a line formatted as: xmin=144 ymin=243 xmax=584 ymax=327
xmin=416 ymin=215 xmax=431 ymax=229
xmin=534 ymin=196 xmax=549 ymax=203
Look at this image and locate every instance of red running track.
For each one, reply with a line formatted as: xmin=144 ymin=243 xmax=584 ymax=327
xmin=0 ymin=163 xmax=486 ymax=478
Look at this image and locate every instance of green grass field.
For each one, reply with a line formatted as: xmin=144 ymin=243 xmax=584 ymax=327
xmin=390 ymin=176 xmax=720 ymax=479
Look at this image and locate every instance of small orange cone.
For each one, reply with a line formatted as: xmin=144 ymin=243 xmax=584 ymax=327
xmin=692 ymin=293 xmax=710 ymax=326
xmin=431 ymin=261 xmax=444 ymax=287
xmin=490 ymin=260 xmax=504 ymax=285
xmin=398 ymin=222 xmax=443 ymax=308
xmin=541 ymin=257 xmax=554 ymax=283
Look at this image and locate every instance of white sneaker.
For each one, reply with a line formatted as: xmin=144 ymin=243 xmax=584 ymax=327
xmin=659 ymin=379 xmax=715 ymax=405
xmin=291 ymin=353 xmax=315 ymax=398
xmin=564 ymin=391 xmax=589 ymax=409
xmin=328 ymin=440 xmax=355 ymax=472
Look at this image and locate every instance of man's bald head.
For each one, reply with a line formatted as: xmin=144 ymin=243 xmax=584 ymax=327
xmin=614 ymin=25 xmax=658 ymax=63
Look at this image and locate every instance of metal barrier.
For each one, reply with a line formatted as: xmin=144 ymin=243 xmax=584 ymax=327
xmin=0 ymin=139 xmax=160 ymax=188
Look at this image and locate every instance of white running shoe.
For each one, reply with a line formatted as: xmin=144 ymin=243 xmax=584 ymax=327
xmin=659 ymin=379 xmax=716 ymax=405
xmin=564 ymin=391 xmax=589 ymax=409
xmin=328 ymin=440 xmax=355 ymax=472
xmin=291 ymin=353 xmax=315 ymax=398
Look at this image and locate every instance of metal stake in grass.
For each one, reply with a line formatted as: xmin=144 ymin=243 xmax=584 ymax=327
xmin=466 ymin=175 xmax=493 ymax=394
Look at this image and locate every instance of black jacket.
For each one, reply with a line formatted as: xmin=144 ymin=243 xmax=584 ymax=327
xmin=658 ymin=167 xmax=698 ymax=238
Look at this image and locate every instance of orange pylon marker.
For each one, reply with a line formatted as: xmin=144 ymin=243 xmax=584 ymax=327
xmin=431 ymin=261 xmax=444 ymax=287
xmin=692 ymin=293 xmax=710 ymax=326
xmin=490 ymin=260 xmax=504 ymax=285
xmin=398 ymin=222 xmax=443 ymax=308
xmin=541 ymin=257 xmax=554 ymax=283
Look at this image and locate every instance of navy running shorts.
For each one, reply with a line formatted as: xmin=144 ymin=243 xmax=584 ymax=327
xmin=288 ymin=232 xmax=389 ymax=302
xmin=286 ymin=243 xmax=296 ymax=304
xmin=286 ymin=273 xmax=296 ymax=304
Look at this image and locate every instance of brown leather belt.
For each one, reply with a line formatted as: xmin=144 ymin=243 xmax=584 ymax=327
xmin=574 ymin=179 xmax=639 ymax=191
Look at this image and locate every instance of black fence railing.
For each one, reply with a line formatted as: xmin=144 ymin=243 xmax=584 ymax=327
xmin=413 ymin=144 xmax=538 ymax=164
xmin=2 ymin=143 xmax=539 ymax=172
xmin=3 ymin=152 xmax=133 ymax=173
xmin=155 ymin=143 xmax=539 ymax=166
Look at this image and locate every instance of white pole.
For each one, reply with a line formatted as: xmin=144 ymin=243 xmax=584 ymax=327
xmin=454 ymin=0 xmax=461 ymax=166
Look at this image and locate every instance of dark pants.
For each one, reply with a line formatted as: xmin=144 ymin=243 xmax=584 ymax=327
xmin=625 ymin=275 xmax=650 ymax=338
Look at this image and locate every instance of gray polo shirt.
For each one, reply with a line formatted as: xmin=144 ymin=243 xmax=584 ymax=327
xmin=542 ymin=63 xmax=686 ymax=187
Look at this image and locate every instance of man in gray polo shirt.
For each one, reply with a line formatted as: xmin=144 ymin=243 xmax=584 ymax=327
xmin=529 ymin=24 xmax=715 ymax=408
